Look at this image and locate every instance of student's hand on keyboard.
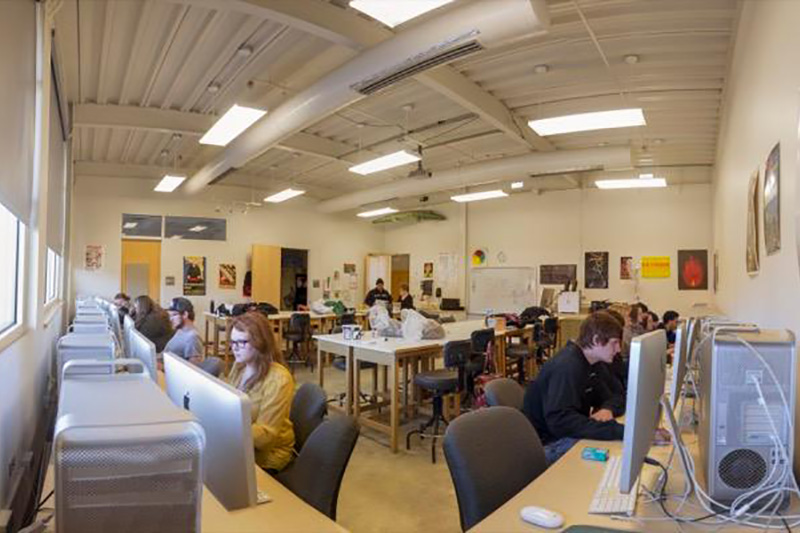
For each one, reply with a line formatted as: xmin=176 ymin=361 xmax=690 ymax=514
xmin=590 ymin=408 xmax=614 ymax=422
xmin=653 ymin=428 xmax=671 ymax=446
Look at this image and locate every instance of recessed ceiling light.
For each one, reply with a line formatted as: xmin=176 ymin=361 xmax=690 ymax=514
xmin=188 ymin=225 xmax=207 ymax=232
xmin=624 ymin=54 xmax=640 ymax=65
xmin=349 ymin=150 xmax=421 ymax=175
xmin=357 ymin=207 xmax=398 ymax=218
xmin=264 ymin=188 xmax=306 ymax=203
xmin=533 ymin=64 xmax=549 ymax=74
xmin=511 ymin=181 xmax=524 ymax=189
xmin=349 ymin=0 xmax=454 ymax=27
xmin=154 ymin=175 xmax=186 ymax=193
xmin=595 ymin=177 xmax=666 ymax=189
xmin=207 ymin=82 xmax=221 ymax=94
xmin=652 ymin=138 xmax=665 ymax=145
xmin=451 ymin=190 xmax=509 ymax=203
xmin=200 ymin=104 xmax=267 ymax=146
xmin=237 ymin=45 xmax=253 ymax=58
xmin=528 ymin=108 xmax=646 ymax=136
xmin=123 ymin=222 xmax=138 ymax=229
xmin=160 ymin=149 xmax=170 ymax=158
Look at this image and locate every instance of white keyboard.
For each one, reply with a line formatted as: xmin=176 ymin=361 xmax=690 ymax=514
xmin=588 ymin=455 xmax=639 ymax=515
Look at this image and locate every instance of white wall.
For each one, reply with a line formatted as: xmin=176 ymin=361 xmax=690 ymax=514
xmin=712 ymin=0 xmax=800 ymax=334
xmin=71 ymin=176 xmax=385 ymax=331
xmin=385 ymin=185 xmax=713 ymax=317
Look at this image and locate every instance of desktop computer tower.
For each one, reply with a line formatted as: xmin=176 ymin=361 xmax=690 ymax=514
xmin=697 ymin=329 xmax=796 ymax=506
xmin=56 ymin=332 xmax=117 ymax=382
xmin=55 ymin=372 xmax=205 ymax=533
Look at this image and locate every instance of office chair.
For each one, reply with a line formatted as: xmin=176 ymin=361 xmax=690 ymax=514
xmin=290 ymin=383 xmax=328 ymax=453
xmin=285 ymin=313 xmax=312 ymax=371
xmin=464 ymin=328 xmax=494 ymax=405
xmin=276 ymin=416 xmax=360 ymax=520
xmin=406 ymin=340 xmax=472 ymax=463
xmin=503 ymin=331 xmax=532 ymax=384
xmin=443 ymin=407 xmax=547 ymax=531
xmin=484 ymin=378 xmax=524 ymax=410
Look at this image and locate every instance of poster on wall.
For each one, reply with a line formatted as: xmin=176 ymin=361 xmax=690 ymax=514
xmin=678 ymin=250 xmax=708 ymax=290
xmin=620 ymin=257 xmax=633 ymax=280
xmin=584 ymin=252 xmax=609 ymax=289
xmin=539 ymin=264 xmax=577 ymax=285
xmin=747 ymin=169 xmax=761 ymax=274
xmin=343 ymin=263 xmax=356 ymax=274
xmin=218 ymin=264 xmax=236 ymax=289
xmin=436 ymin=252 xmax=459 ymax=298
xmin=471 ymin=248 xmax=488 ymax=267
xmin=423 ymin=262 xmax=434 ymax=278
xmin=165 ymin=276 xmax=176 ymax=287
xmin=183 ymin=256 xmax=206 ymax=296
xmin=764 ymin=143 xmax=781 ymax=255
xmin=641 ymin=256 xmax=671 ymax=278
xmin=84 ymin=245 xmax=104 ymax=270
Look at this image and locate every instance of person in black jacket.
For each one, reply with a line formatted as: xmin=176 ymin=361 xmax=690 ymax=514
xmin=523 ymin=311 xmax=626 ymax=466
xmin=398 ymin=283 xmax=414 ymax=310
xmin=364 ymin=278 xmax=392 ymax=308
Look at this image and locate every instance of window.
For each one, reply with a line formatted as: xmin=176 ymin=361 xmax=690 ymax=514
xmin=45 ymin=247 xmax=61 ymax=304
xmin=0 ymin=202 xmax=21 ymax=333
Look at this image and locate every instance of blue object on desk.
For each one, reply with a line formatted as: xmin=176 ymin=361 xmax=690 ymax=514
xmin=581 ymin=447 xmax=609 ymax=462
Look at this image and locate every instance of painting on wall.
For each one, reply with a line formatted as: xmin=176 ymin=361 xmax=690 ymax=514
xmin=584 ymin=252 xmax=609 ymax=289
xmin=620 ymin=257 xmax=633 ymax=280
xmin=678 ymin=250 xmax=708 ymax=291
xmin=746 ymin=169 xmax=760 ymax=274
xmin=423 ymin=262 xmax=434 ymax=278
xmin=641 ymin=256 xmax=671 ymax=278
xmin=218 ymin=264 xmax=236 ymax=289
xmin=84 ymin=245 xmax=104 ymax=270
xmin=764 ymin=143 xmax=781 ymax=255
xmin=539 ymin=264 xmax=577 ymax=286
xmin=183 ymin=256 xmax=206 ymax=296
xmin=471 ymin=248 xmax=488 ymax=267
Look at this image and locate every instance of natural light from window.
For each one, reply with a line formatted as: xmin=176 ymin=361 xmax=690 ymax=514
xmin=0 ymin=202 xmax=20 ymax=333
xmin=45 ymin=247 xmax=60 ymax=304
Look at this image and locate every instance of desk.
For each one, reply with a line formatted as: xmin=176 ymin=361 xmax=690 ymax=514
xmin=203 ymin=312 xmax=233 ymax=365
xmin=470 ymin=434 xmax=800 ymax=532
xmin=556 ymin=314 xmax=588 ymax=350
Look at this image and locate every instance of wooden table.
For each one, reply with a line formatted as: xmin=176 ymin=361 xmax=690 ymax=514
xmin=203 ymin=312 xmax=233 ymax=365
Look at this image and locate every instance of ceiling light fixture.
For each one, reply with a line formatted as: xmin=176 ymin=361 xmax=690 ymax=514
xmin=451 ymin=190 xmax=509 ymax=203
xmin=200 ymin=104 xmax=267 ymax=146
xmin=349 ymin=150 xmax=421 ymax=175
xmin=528 ymin=108 xmax=646 ymax=136
xmin=154 ymin=175 xmax=186 ymax=193
xmin=188 ymin=225 xmax=207 ymax=232
xmin=511 ymin=181 xmax=524 ymax=189
xmin=357 ymin=207 xmax=398 ymax=218
xmin=123 ymin=222 xmax=138 ymax=229
xmin=533 ymin=64 xmax=549 ymax=74
xmin=264 ymin=188 xmax=306 ymax=203
xmin=595 ymin=177 xmax=666 ymax=190
xmin=349 ymin=0 xmax=454 ymax=27
xmin=624 ymin=54 xmax=640 ymax=65
xmin=207 ymin=82 xmax=221 ymax=94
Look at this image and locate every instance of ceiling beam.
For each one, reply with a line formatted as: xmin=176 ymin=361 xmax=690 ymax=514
xmin=74 ymin=160 xmax=198 ymax=179
xmin=73 ymin=103 xmax=215 ymax=136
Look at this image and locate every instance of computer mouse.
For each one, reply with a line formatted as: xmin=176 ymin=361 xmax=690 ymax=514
xmin=520 ymin=506 xmax=564 ymax=529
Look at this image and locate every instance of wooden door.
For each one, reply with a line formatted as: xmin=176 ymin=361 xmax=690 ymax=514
xmin=121 ymin=239 xmax=161 ymax=301
xmin=391 ymin=254 xmax=410 ymax=298
xmin=252 ymin=244 xmax=282 ymax=305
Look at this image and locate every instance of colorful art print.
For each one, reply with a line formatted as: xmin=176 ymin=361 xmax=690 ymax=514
xmin=421 ymin=279 xmax=434 ymax=296
xmin=641 ymin=256 xmax=671 ymax=278
xmin=471 ymin=248 xmax=488 ymax=267
xmin=747 ymin=169 xmax=760 ymax=274
xmin=539 ymin=264 xmax=577 ymax=285
xmin=423 ymin=262 xmax=434 ymax=278
xmin=183 ymin=256 xmax=206 ymax=296
xmin=678 ymin=250 xmax=708 ymax=291
xmin=84 ymin=245 xmax=104 ymax=270
xmin=584 ymin=252 xmax=609 ymax=289
xmin=218 ymin=264 xmax=236 ymax=289
xmin=764 ymin=143 xmax=781 ymax=255
xmin=620 ymin=257 xmax=633 ymax=280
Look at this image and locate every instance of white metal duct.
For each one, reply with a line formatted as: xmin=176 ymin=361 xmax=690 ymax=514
xmin=316 ymin=146 xmax=632 ymax=213
xmin=185 ymin=0 xmax=550 ymax=193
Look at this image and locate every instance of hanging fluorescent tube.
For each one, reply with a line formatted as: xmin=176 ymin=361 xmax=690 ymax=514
xmin=451 ymin=190 xmax=509 ymax=203
xmin=349 ymin=150 xmax=420 ymax=176
xmin=154 ymin=175 xmax=186 ymax=193
xmin=357 ymin=207 xmax=398 ymax=218
xmin=199 ymin=104 xmax=267 ymax=146
xmin=528 ymin=108 xmax=646 ymax=136
xmin=349 ymin=0 xmax=454 ymax=28
xmin=595 ymin=177 xmax=667 ymax=189
xmin=264 ymin=188 xmax=306 ymax=203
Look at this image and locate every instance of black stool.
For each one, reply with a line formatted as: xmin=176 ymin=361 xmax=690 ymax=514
xmin=286 ymin=313 xmax=311 ymax=371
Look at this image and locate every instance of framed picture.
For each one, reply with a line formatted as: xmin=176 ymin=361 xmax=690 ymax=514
xmin=620 ymin=257 xmax=633 ymax=280
xmin=764 ymin=143 xmax=781 ymax=255
xmin=218 ymin=264 xmax=236 ymax=289
xmin=746 ymin=169 xmax=760 ymax=274
xmin=423 ymin=262 xmax=434 ymax=278
xmin=584 ymin=252 xmax=609 ymax=289
xmin=678 ymin=250 xmax=708 ymax=291
xmin=539 ymin=264 xmax=577 ymax=286
xmin=183 ymin=256 xmax=206 ymax=296
xmin=641 ymin=256 xmax=670 ymax=278
xmin=84 ymin=245 xmax=104 ymax=270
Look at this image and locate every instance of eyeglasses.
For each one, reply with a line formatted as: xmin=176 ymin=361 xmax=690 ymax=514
xmin=229 ymin=339 xmax=250 ymax=349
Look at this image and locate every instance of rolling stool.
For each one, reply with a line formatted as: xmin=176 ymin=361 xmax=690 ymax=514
xmin=406 ymin=340 xmax=472 ymax=463
xmin=286 ymin=313 xmax=312 ymax=372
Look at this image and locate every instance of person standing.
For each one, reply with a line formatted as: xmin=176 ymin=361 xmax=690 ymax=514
xmin=398 ymin=283 xmax=414 ymax=310
xmin=364 ymin=278 xmax=392 ymax=308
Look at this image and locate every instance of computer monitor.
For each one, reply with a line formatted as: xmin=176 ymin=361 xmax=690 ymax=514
xmin=163 ymin=353 xmax=258 ymax=510
xmin=129 ymin=328 xmax=158 ymax=381
xmin=620 ymin=329 xmax=667 ymax=493
xmin=669 ymin=319 xmax=689 ymax=412
xmin=123 ymin=314 xmax=135 ymax=357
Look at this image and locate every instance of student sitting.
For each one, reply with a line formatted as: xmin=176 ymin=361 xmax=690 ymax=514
xmin=114 ymin=292 xmax=132 ymax=326
xmin=660 ymin=310 xmax=680 ymax=345
xmin=133 ymin=295 xmax=174 ymax=353
xmin=523 ymin=312 xmax=626 ymax=466
xmin=398 ymin=283 xmax=414 ymax=310
xmin=364 ymin=278 xmax=392 ymax=308
xmin=164 ymin=297 xmax=222 ymax=377
xmin=227 ymin=312 xmax=296 ymax=473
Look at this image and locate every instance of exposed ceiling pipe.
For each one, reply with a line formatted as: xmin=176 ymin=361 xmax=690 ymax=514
xmin=184 ymin=0 xmax=550 ymax=193
xmin=316 ymin=145 xmax=631 ymax=213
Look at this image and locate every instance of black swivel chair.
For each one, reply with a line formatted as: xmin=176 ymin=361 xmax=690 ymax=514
xmin=406 ymin=340 xmax=472 ymax=463
xmin=484 ymin=378 xmax=524 ymax=410
xmin=285 ymin=313 xmax=312 ymax=371
xmin=289 ymin=383 xmax=328 ymax=453
xmin=443 ymin=407 xmax=547 ymax=531
xmin=464 ymin=328 xmax=494 ymax=404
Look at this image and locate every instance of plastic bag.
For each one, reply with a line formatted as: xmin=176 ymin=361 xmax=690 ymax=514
xmin=369 ymin=305 xmax=403 ymax=337
xmin=311 ymin=299 xmax=334 ymax=315
xmin=401 ymin=309 xmax=445 ymax=341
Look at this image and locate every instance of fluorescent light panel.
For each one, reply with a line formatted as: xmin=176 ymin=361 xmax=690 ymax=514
xmin=595 ymin=178 xmax=667 ymax=190
xmin=349 ymin=0 xmax=454 ymax=27
xmin=511 ymin=181 xmax=524 ymax=190
xmin=349 ymin=150 xmax=421 ymax=175
xmin=154 ymin=175 xmax=186 ymax=193
xmin=199 ymin=104 xmax=267 ymax=146
xmin=528 ymin=108 xmax=646 ymax=136
xmin=264 ymin=188 xmax=305 ymax=203
xmin=451 ymin=190 xmax=509 ymax=203
xmin=357 ymin=207 xmax=398 ymax=218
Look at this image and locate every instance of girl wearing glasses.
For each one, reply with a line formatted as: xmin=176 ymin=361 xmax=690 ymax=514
xmin=227 ymin=312 xmax=296 ymax=472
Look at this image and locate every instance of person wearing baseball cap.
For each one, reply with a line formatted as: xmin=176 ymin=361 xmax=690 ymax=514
xmin=164 ymin=297 xmax=222 ymax=377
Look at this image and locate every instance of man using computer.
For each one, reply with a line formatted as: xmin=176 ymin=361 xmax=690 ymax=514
xmin=165 ymin=297 xmax=223 ymax=377
xmin=523 ymin=312 xmax=627 ymax=465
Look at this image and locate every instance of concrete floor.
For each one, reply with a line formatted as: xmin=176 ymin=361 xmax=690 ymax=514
xmin=293 ymin=365 xmax=463 ymax=533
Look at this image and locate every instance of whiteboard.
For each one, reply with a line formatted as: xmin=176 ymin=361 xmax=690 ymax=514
xmin=469 ymin=267 xmax=537 ymax=314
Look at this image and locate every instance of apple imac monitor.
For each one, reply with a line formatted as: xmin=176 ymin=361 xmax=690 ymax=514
xmin=129 ymin=328 xmax=158 ymax=381
xmin=123 ymin=314 xmax=135 ymax=357
xmin=620 ymin=329 xmax=667 ymax=493
xmin=163 ymin=352 xmax=258 ymax=510
xmin=669 ymin=320 xmax=689 ymax=411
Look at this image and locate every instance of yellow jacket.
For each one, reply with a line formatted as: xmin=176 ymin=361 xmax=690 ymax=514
xmin=227 ymin=362 xmax=296 ymax=471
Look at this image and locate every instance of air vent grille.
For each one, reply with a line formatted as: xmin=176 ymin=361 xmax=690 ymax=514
xmin=718 ymin=449 xmax=766 ymax=489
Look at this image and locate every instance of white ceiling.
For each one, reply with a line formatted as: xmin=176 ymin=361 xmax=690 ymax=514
xmin=56 ymin=0 xmax=740 ymax=204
